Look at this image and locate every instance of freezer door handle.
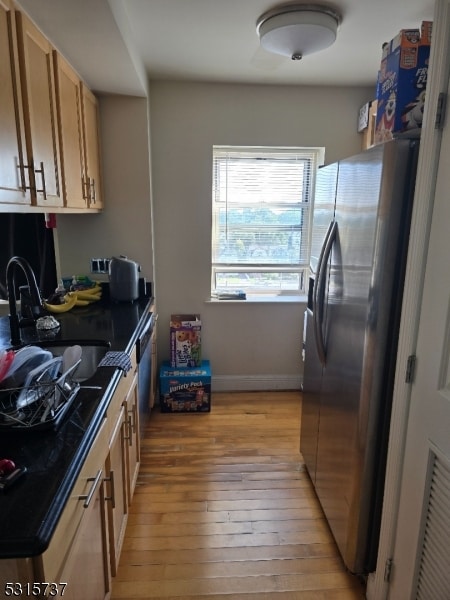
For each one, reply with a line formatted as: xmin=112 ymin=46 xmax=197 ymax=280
xmin=313 ymin=220 xmax=337 ymax=366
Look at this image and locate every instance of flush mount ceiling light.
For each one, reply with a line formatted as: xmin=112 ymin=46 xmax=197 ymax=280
xmin=256 ymin=3 xmax=341 ymax=61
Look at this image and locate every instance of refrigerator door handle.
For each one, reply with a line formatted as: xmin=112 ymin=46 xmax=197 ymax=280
xmin=312 ymin=220 xmax=332 ymax=365
xmin=312 ymin=220 xmax=333 ymax=317
xmin=313 ymin=220 xmax=337 ymax=366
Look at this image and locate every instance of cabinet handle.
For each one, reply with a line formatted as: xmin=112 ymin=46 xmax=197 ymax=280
xmin=123 ymin=413 xmax=133 ymax=446
xmin=20 ymin=163 xmax=35 ymax=195
xmin=79 ymin=469 xmax=103 ymax=508
xmin=16 ymin=158 xmax=27 ymax=191
xmin=104 ymin=469 xmax=116 ymax=509
xmin=81 ymin=175 xmax=89 ymax=201
xmin=90 ymin=177 xmax=96 ymax=203
xmin=131 ymin=403 xmax=137 ymax=435
xmin=34 ymin=162 xmax=47 ymax=200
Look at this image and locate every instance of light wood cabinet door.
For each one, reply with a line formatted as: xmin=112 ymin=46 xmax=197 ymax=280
xmin=150 ymin=321 xmax=158 ymax=409
xmin=53 ymin=52 xmax=87 ymax=209
xmin=81 ymin=84 xmax=103 ymax=209
xmin=38 ymin=419 xmax=110 ymax=595
xmin=15 ymin=10 xmax=62 ymax=208
xmin=57 ymin=474 xmax=110 ymax=600
xmin=105 ymin=404 xmax=128 ymax=577
xmin=124 ymin=370 xmax=140 ymax=503
xmin=0 ymin=0 xmax=28 ymax=205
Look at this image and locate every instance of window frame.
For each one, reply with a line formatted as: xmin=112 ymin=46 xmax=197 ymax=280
xmin=211 ymin=145 xmax=324 ymax=297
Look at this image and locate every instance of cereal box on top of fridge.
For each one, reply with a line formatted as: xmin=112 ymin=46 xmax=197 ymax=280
xmin=170 ymin=314 xmax=202 ymax=368
xmin=375 ymin=22 xmax=432 ymax=144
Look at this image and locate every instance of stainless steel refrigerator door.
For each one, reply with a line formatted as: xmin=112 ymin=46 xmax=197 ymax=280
xmin=300 ymin=308 xmax=322 ymax=481
xmin=313 ymin=139 xmax=416 ymax=573
xmin=309 ymin=162 xmax=338 ymax=275
xmin=302 ymin=222 xmax=336 ymax=481
xmin=302 ymin=161 xmax=338 ymax=483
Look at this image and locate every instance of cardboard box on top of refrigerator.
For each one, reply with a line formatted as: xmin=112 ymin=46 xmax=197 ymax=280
xmin=170 ymin=314 xmax=201 ymax=368
xmin=375 ymin=21 xmax=432 ymax=144
xmin=159 ymin=360 xmax=211 ymax=413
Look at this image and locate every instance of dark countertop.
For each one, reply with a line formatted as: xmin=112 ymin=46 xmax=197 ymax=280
xmin=0 ymin=297 xmax=153 ymax=559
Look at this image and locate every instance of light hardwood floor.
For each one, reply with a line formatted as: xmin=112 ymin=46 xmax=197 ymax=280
xmin=111 ymin=391 xmax=366 ymax=599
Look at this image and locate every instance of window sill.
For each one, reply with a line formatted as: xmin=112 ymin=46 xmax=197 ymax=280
xmin=206 ymin=295 xmax=307 ymax=304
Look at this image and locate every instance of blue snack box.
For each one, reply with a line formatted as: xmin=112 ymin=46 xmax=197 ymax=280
xmin=159 ymin=360 xmax=211 ymax=413
xmin=375 ymin=21 xmax=432 ymax=143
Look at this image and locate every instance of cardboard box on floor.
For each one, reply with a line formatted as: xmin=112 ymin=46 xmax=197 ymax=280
xmin=159 ymin=361 xmax=211 ymax=413
xmin=170 ymin=314 xmax=201 ymax=368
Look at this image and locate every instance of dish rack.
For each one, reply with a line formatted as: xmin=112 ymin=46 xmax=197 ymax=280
xmin=0 ymin=360 xmax=81 ymax=431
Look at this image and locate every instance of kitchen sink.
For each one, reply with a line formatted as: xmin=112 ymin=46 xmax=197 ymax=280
xmin=0 ymin=341 xmax=111 ymax=431
xmin=36 ymin=340 xmax=111 ymax=382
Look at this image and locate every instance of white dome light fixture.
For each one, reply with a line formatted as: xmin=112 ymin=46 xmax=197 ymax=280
xmin=256 ymin=4 xmax=341 ymax=61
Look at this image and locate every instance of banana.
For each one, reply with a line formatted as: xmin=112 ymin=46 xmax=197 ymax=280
xmin=75 ymin=291 xmax=102 ymax=301
xmin=73 ymin=298 xmax=91 ymax=306
xmin=68 ymin=292 xmax=102 ymax=306
xmin=74 ymin=285 xmax=102 ymax=301
xmin=77 ymin=285 xmax=102 ymax=295
xmin=44 ymin=294 xmax=77 ymax=313
xmin=44 ymin=285 xmax=102 ymax=313
xmin=65 ymin=292 xmax=87 ymax=307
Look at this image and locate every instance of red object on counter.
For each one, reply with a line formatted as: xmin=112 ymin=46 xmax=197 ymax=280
xmin=0 ymin=350 xmax=14 ymax=383
xmin=0 ymin=459 xmax=16 ymax=476
xmin=45 ymin=213 xmax=56 ymax=228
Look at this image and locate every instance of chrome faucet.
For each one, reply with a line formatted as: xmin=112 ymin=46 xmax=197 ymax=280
xmin=6 ymin=256 xmax=45 ymax=346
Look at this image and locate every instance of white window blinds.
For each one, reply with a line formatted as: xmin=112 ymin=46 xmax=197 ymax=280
xmin=211 ymin=146 xmax=320 ymax=294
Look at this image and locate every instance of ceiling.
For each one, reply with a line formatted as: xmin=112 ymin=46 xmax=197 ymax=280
xmin=17 ymin=0 xmax=434 ymax=96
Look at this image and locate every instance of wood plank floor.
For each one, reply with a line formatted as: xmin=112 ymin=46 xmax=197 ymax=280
xmin=111 ymin=391 xmax=366 ymax=600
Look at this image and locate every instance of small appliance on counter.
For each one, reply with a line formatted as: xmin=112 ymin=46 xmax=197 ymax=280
xmin=108 ymin=255 xmax=140 ymax=302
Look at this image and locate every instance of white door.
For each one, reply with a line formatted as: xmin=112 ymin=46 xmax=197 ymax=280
xmin=387 ymin=76 xmax=450 ymax=598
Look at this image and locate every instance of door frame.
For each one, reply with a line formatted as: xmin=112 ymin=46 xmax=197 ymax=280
xmin=366 ymin=2 xmax=450 ymax=598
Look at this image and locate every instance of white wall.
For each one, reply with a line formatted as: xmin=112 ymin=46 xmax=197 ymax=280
xmin=55 ymin=95 xmax=154 ymax=284
xmin=150 ymin=81 xmax=374 ymax=389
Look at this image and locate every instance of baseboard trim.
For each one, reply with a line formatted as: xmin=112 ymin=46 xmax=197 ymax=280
xmin=212 ymin=374 xmax=302 ymax=392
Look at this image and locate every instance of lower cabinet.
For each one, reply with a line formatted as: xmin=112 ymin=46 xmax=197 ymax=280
xmin=124 ymin=370 xmax=140 ymax=502
xmin=105 ymin=404 xmax=128 ymax=577
xmin=56 ymin=468 xmax=110 ymax=600
xmin=105 ymin=348 xmax=139 ymax=578
xmin=37 ymin=418 xmax=110 ymax=599
xmin=150 ymin=316 xmax=158 ymax=409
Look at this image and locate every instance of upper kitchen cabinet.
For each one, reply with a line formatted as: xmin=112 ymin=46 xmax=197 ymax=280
xmin=0 ymin=0 xmax=28 ymax=206
xmin=80 ymin=85 xmax=103 ymax=210
xmin=15 ymin=10 xmax=63 ymax=209
xmin=53 ymin=53 xmax=103 ymax=210
xmin=0 ymin=1 xmax=103 ymax=212
xmin=53 ymin=53 xmax=85 ymax=209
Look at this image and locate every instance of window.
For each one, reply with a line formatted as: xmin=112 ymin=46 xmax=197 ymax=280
xmin=211 ymin=146 xmax=322 ymax=296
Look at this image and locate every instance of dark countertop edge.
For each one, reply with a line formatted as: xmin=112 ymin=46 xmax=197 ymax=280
xmin=0 ymin=298 xmax=153 ymax=559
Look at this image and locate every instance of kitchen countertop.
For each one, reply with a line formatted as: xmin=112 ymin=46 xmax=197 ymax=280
xmin=0 ymin=296 xmax=153 ymax=559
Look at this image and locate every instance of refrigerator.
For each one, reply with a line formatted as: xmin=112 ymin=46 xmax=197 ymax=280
xmin=301 ymin=138 xmax=419 ymax=575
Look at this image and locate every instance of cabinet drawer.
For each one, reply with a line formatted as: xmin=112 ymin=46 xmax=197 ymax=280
xmin=39 ymin=418 xmax=108 ymax=582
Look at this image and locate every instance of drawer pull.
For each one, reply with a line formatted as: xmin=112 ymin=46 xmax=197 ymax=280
xmin=123 ymin=414 xmax=133 ymax=446
xmin=20 ymin=162 xmax=46 ymax=197
xmin=81 ymin=175 xmax=89 ymax=201
xmin=132 ymin=403 xmax=137 ymax=435
xmin=90 ymin=177 xmax=96 ymax=203
xmin=34 ymin=162 xmax=47 ymax=200
xmin=104 ymin=469 xmax=116 ymax=508
xmin=79 ymin=469 xmax=103 ymax=508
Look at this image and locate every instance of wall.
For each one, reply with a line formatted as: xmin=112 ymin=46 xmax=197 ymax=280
xmin=150 ymin=81 xmax=374 ymax=390
xmin=55 ymin=95 xmax=154 ymax=285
